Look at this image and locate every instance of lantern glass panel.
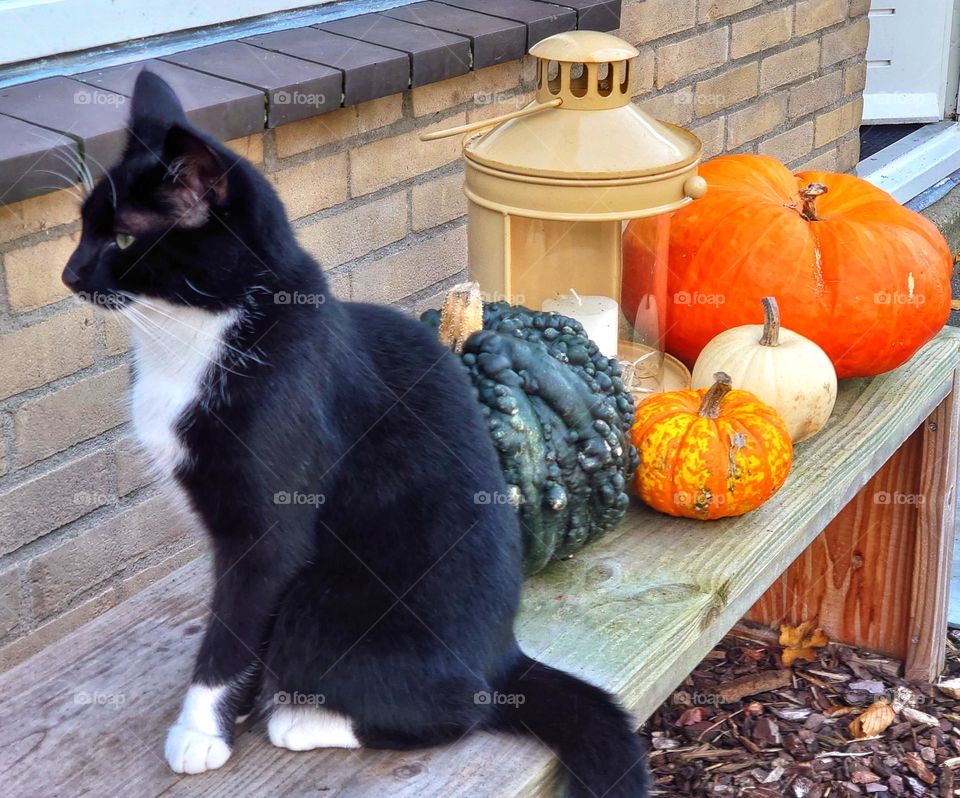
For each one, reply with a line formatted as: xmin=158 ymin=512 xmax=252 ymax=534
xmin=506 ymin=214 xmax=671 ymax=397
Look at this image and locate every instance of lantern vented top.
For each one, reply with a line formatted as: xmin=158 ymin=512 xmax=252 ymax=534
xmin=529 ymin=30 xmax=642 ymax=110
xmin=528 ymin=31 xmax=639 ymax=64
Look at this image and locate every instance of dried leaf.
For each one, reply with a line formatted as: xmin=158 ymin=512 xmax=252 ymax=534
xmin=824 ymin=705 xmax=857 ymax=718
xmin=848 ymin=699 xmax=896 ymax=739
xmin=780 ymin=620 xmax=830 ymax=666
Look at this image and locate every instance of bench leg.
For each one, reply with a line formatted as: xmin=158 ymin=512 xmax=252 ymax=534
xmin=746 ymin=369 xmax=960 ymax=681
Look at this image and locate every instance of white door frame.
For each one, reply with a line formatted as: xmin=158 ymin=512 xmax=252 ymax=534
xmin=862 ymin=0 xmax=956 ymax=123
xmin=858 ymin=1 xmax=960 ymax=203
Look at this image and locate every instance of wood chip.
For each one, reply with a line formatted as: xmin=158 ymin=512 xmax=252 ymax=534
xmin=900 ymin=706 xmax=939 ymax=728
xmin=718 ymin=670 xmax=793 ymax=704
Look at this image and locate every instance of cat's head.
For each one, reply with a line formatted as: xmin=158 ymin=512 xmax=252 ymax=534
xmin=62 ymin=71 xmax=275 ymax=313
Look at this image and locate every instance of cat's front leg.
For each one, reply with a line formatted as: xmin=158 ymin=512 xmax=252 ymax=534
xmin=165 ymin=553 xmax=282 ymax=774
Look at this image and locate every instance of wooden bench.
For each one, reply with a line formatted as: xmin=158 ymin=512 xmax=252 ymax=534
xmin=3 ymin=327 xmax=959 ymax=797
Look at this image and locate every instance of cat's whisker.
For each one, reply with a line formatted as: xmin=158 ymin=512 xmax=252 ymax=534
xmin=182 ymin=278 xmax=217 ymax=298
xmin=46 ymin=147 xmax=93 ymax=196
xmin=30 ymin=183 xmax=86 ymax=205
xmin=81 ymin=153 xmax=117 ymax=207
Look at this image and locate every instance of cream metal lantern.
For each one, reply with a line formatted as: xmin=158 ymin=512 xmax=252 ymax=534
xmin=423 ymin=30 xmax=707 ymax=396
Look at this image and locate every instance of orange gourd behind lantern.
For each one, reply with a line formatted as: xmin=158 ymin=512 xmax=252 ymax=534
xmin=630 ymin=372 xmax=792 ymax=519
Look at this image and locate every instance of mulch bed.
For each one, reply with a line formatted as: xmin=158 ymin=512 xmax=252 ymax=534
xmin=639 ymin=628 xmax=960 ymax=797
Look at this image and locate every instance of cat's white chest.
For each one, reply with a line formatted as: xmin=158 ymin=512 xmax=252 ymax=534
xmin=124 ymin=300 xmax=238 ymax=481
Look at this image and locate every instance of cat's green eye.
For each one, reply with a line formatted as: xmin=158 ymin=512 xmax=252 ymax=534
xmin=115 ymin=233 xmax=136 ymax=250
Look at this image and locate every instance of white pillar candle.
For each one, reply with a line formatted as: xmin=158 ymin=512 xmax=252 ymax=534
xmin=542 ymin=290 xmax=619 ymax=359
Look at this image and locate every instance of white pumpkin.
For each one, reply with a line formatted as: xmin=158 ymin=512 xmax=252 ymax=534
xmin=691 ymin=297 xmax=837 ymax=442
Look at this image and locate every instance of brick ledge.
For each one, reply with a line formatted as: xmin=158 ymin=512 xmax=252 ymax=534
xmin=0 ymin=0 xmax=620 ymax=205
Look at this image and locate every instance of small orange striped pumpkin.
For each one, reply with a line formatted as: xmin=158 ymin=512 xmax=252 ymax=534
xmin=631 ymin=372 xmax=792 ymax=519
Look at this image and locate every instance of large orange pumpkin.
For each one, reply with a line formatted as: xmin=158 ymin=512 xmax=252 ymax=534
xmin=631 ymin=372 xmax=792 ymax=519
xmin=623 ymin=155 xmax=953 ymax=379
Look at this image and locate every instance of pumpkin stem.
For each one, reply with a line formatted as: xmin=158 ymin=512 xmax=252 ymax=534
xmin=698 ymin=372 xmax=733 ymax=419
xmin=799 ymin=183 xmax=828 ymax=221
xmin=438 ymin=281 xmax=484 ymax=353
xmin=759 ymin=296 xmax=780 ymax=347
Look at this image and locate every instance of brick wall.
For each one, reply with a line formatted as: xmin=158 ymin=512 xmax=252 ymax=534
xmin=0 ymin=0 xmax=868 ymax=670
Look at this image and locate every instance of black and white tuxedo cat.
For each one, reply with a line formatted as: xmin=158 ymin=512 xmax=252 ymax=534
xmin=62 ymin=71 xmax=649 ymax=798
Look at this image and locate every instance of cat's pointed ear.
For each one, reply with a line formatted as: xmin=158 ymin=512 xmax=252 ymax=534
xmin=160 ymin=125 xmax=228 ymax=226
xmin=127 ymin=70 xmax=187 ymax=151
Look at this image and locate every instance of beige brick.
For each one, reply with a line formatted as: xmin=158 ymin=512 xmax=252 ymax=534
xmin=357 ymin=94 xmax=405 ymax=133
xmin=632 ymin=48 xmax=656 ymax=95
xmin=225 ymin=132 xmax=264 ymax=165
xmin=0 ymin=188 xmax=80 ymax=246
xmin=351 ymin=225 xmax=467 ymax=304
xmin=796 ymin=146 xmax=840 ymax=172
xmin=296 ymin=192 xmax=408 ymax=269
xmin=727 ymin=93 xmax=788 ymax=149
xmin=0 ymin=308 xmax=97 ymax=400
xmin=324 ymin=268 xmax=352 ymax=302
xmin=350 ymin=115 xmax=466 ymax=198
xmin=14 ymin=366 xmax=130 ymax=466
xmin=411 ymin=172 xmax=467 ymax=231
xmin=101 ymin=312 xmax=130 ymax=356
xmin=118 ymin=540 xmax=204 ymax=599
xmin=638 ymin=86 xmax=694 ymax=125
xmin=796 ymin=0 xmax=848 ymax=36
xmin=0 ymin=449 xmax=114 ymax=556
xmin=411 ymin=62 xmax=521 ymax=117
xmin=759 ymin=121 xmax=815 ymax=163
xmin=821 ymin=17 xmax=869 ymax=67
xmin=815 ymin=97 xmax=864 ymax=147
xmin=695 ymin=62 xmax=759 ymax=117
xmin=731 ymin=7 xmax=793 ymax=58
xmin=0 ymin=588 xmax=119 ymax=672
xmin=760 ymin=40 xmax=821 ymax=91
xmin=269 ymin=151 xmax=349 ymax=219
xmin=4 ymin=231 xmax=79 ymax=311
xmin=620 ymin=0 xmax=697 ymax=44
xmin=849 ymin=0 xmax=870 ymax=16
xmin=844 ymin=60 xmax=867 ymax=95
xmin=28 ymin=494 xmax=191 ymax=618
xmin=520 ymin=54 xmax=538 ymax=86
xmin=656 ymin=28 xmax=729 ymax=88
xmin=466 ymin=90 xmax=536 ymax=124
xmin=274 ymin=95 xmax=404 ymax=159
xmin=838 ymin=133 xmax=861 ymax=171
xmin=114 ymin=436 xmax=152 ymax=497
xmin=276 ymin=107 xmax=356 ymax=158
xmin=0 ymin=566 xmax=21 ymax=635
xmin=788 ymin=71 xmax=844 ymax=119
xmin=691 ymin=117 xmax=726 ymax=160
xmin=698 ymin=0 xmax=763 ymax=23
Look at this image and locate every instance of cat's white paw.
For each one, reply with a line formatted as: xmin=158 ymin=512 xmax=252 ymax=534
xmin=165 ymin=721 xmax=232 ymax=774
xmin=268 ymin=706 xmax=361 ymax=751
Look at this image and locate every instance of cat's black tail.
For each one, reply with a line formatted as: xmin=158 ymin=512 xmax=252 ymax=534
xmin=491 ymin=653 xmax=649 ymax=798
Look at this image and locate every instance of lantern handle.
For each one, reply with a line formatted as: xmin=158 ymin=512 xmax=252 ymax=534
xmin=419 ymin=98 xmax=563 ymax=142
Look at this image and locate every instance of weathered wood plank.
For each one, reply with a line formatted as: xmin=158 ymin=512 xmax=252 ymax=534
xmin=747 ymin=367 xmax=960 ymax=679
xmin=2 ymin=328 xmax=959 ymax=798
xmin=746 ymin=425 xmax=925 ymax=655
xmin=906 ymin=368 xmax=960 ymax=680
